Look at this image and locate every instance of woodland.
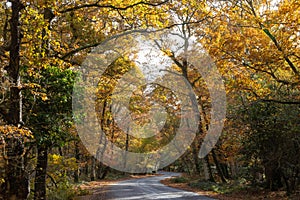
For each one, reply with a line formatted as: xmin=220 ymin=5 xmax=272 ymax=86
xmin=0 ymin=0 xmax=299 ymax=199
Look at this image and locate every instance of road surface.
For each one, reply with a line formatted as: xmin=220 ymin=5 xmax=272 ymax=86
xmin=105 ymin=172 xmax=216 ymax=200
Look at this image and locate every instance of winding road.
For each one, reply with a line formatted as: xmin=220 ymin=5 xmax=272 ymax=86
xmin=105 ymin=172 xmax=216 ymax=200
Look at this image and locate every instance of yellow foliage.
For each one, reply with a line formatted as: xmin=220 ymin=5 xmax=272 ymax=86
xmin=49 ymin=154 xmax=78 ymax=171
xmin=0 ymin=125 xmax=33 ymax=138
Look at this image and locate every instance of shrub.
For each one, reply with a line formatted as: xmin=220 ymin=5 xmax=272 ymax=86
xmin=170 ymin=176 xmax=188 ymax=183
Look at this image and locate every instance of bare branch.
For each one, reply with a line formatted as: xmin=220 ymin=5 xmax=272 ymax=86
xmin=59 ymin=0 xmax=169 ymax=13
xmin=61 ymin=42 xmax=102 ymax=60
xmin=261 ymin=99 xmax=300 ymax=105
xmin=242 ymin=87 xmax=300 ymax=105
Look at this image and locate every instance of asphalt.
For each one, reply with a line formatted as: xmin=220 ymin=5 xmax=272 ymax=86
xmin=105 ymin=171 xmax=216 ymax=200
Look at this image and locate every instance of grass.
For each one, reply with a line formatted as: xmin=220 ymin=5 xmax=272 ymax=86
xmin=189 ymin=179 xmax=248 ymax=194
xmin=170 ymin=176 xmax=189 ymax=183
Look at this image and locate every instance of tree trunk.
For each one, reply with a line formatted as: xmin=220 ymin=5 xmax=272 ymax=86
xmin=97 ymin=165 xmax=109 ymax=180
xmin=192 ymin=139 xmax=202 ymax=174
xmin=211 ymin=149 xmax=226 ymax=183
xmin=4 ymin=0 xmax=28 ymax=199
xmin=281 ymin=171 xmax=291 ymax=196
xmin=220 ymin=162 xmax=230 ymax=179
xmin=74 ymin=141 xmax=80 ymax=183
xmin=6 ymin=137 xmax=29 ymax=200
xmin=202 ymin=158 xmax=209 ymax=180
xmin=230 ymin=160 xmax=238 ymax=178
xmin=204 ymin=155 xmax=215 ymax=182
xmin=84 ymin=158 xmax=89 ymax=177
xmin=123 ymin=132 xmax=129 ymax=171
xmin=90 ymin=157 xmax=96 ymax=181
xmin=34 ymin=146 xmax=48 ymax=200
xmin=264 ymin=163 xmax=283 ymax=190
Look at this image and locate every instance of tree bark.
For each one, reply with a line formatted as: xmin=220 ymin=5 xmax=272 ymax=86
xmin=6 ymin=137 xmax=29 ymax=200
xmin=211 ymin=149 xmax=226 ymax=183
xmin=202 ymin=158 xmax=209 ymax=181
xmin=220 ymin=162 xmax=230 ymax=179
xmin=264 ymin=163 xmax=283 ymax=190
xmin=90 ymin=157 xmax=96 ymax=181
xmin=230 ymin=160 xmax=238 ymax=178
xmin=204 ymin=155 xmax=215 ymax=182
xmin=34 ymin=145 xmax=48 ymax=200
xmin=74 ymin=141 xmax=80 ymax=183
xmin=97 ymin=164 xmax=109 ymax=180
xmin=123 ymin=131 xmax=129 ymax=171
xmin=4 ymin=0 xmax=28 ymax=199
xmin=192 ymin=140 xmax=202 ymax=174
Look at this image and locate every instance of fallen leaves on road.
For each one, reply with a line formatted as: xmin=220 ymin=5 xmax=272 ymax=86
xmin=161 ymin=177 xmax=300 ymax=200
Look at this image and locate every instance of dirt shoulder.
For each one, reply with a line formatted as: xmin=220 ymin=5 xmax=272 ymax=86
xmin=75 ymin=173 xmax=299 ymax=200
xmin=161 ymin=177 xmax=300 ymax=200
xmin=75 ymin=174 xmax=161 ymax=200
xmin=160 ymin=178 xmax=219 ymax=199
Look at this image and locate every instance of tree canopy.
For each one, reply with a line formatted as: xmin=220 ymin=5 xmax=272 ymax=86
xmin=0 ymin=0 xmax=299 ymax=199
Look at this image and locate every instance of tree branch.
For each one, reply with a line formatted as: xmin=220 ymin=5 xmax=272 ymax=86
xmin=61 ymin=42 xmax=102 ymax=60
xmin=243 ymin=87 xmax=300 ymax=105
xmin=246 ymin=0 xmax=299 ymax=77
xmin=262 ymin=28 xmax=299 ymax=76
xmin=59 ymin=0 xmax=169 ymax=13
xmin=260 ymin=99 xmax=300 ymax=105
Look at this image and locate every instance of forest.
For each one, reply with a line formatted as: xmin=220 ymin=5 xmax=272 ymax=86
xmin=0 ymin=0 xmax=299 ymax=199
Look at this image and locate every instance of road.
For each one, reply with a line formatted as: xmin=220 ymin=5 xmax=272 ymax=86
xmin=105 ymin=172 xmax=216 ymax=200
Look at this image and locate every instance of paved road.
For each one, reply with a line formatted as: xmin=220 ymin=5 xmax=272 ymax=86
xmin=105 ymin=172 xmax=216 ymax=200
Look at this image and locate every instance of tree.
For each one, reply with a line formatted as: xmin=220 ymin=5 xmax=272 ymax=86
xmin=200 ymin=0 xmax=300 ymax=104
xmin=241 ymin=101 xmax=300 ymax=194
xmin=0 ymin=1 xmax=31 ymax=199
xmin=22 ymin=66 xmax=76 ymax=199
xmin=1 ymin=0 xmax=171 ymax=198
xmin=190 ymin=0 xmax=300 ymax=191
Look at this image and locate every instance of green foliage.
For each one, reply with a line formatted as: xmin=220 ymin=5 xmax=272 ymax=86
xmin=242 ymin=101 xmax=300 ymax=162
xmin=240 ymin=101 xmax=300 ymax=191
xmin=0 ymin=0 xmax=299 ymax=198
xmin=189 ymin=181 xmax=218 ymax=191
xmin=170 ymin=176 xmax=188 ymax=183
xmin=47 ymin=181 xmax=79 ymax=200
xmin=22 ymin=65 xmax=77 ymax=146
xmin=189 ymin=179 xmax=247 ymax=194
xmin=104 ymin=171 xmax=132 ymax=180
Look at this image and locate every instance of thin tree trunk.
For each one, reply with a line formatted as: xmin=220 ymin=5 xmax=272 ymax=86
xmin=211 ymin=149 xmax=226 ymax=183
xmin=220 ymin=162 xmax=230 ymax=179
xmin=74 ymin=141 xmax=80 ymax=183
xmin=204 ymin=155 xmax=215 ymax=182
xmin=282 ymin=170 xmax=291 ymax=196
xmin=84 ymin=157 xmax=89 ymax=177
xmin=34 ymin=145 xmax=48 ymax=200
xmin=90 ymin=157 xmax=96 ymax=181
xmin=202 ymin=158 xmax=209 ymax=181
xmin=230 ymin=160 xmax=238 ymax=178
xmin=181 ymin=156 xmax=192 ymax=175
xmin=98 ymin=165 xmax=109 ymax=179
xmin=264 ymin=163 xmax=283 ymax=190
xmin=192 ymin=140 xmax=201 ymax=174
xmin=123 ymin=130 xmax=129 ymax=171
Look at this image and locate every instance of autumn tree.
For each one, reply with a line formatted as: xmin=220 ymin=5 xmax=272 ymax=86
xmin=1 ymin=0 xmax=172 ymax=199
xmin=0 ymin=0 xmax=31 ymax=199
xmin=199 ymin=0 xmax=300 ymax=193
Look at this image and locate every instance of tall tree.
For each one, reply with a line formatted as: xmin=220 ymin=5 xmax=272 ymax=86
xmin=0 ymin=0 xmax=30 ymax=199
xmin=22 ymin=66 xmax=76 ymax=199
